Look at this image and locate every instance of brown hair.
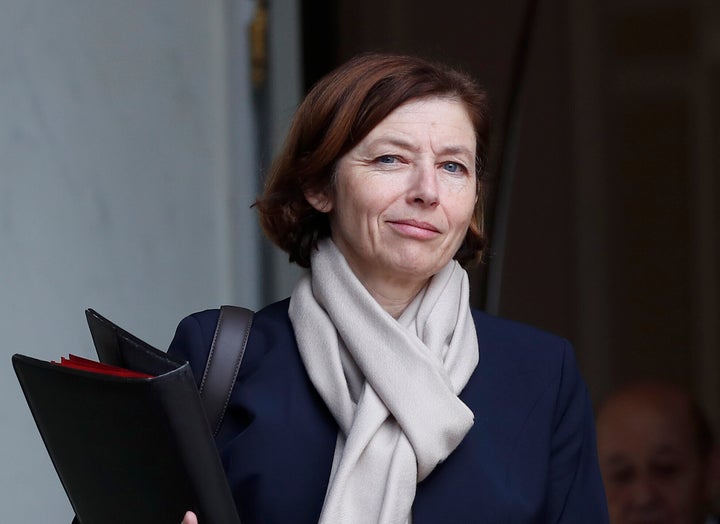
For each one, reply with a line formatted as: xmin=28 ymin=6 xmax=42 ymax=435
xmin=255 ymin=53 xmax=491 ymax=268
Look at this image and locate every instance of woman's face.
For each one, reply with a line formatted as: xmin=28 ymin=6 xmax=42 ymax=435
xmin=306 ymin=96 xmax=478 ymax=292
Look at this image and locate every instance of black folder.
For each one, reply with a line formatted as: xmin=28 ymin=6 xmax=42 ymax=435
xmin=12 ymin=309 xmax=241 ymax=524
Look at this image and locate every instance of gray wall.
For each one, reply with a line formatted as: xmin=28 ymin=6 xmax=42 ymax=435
xmin=0 ymin=0 xmax=301 ymax=520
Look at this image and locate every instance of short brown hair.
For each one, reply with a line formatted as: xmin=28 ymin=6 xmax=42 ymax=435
xmin=255 ymin=53 xmax=491 ymax=268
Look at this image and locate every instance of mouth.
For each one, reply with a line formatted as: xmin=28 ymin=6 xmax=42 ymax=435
xmin=387 ymin=219 xmax=441 ymax=238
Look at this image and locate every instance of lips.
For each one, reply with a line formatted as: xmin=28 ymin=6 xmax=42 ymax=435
xmin=392 ymin=219 xmax=439 ymax=232
xmin=387 ymin=219 xmax=441 ymax=239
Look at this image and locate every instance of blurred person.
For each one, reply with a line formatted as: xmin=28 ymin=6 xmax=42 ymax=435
xmin=596 ymin=379 xmax=719 ymax=524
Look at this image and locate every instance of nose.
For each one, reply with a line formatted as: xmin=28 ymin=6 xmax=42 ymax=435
xmin=628 ymin=476 xmax=662 ymax=511
xmin=408 ymin=162 xmax=439 ymax=207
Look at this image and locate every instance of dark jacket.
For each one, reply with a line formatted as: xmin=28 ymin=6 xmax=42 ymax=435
xmin=168 ymin=298 xmax=609 ymax=523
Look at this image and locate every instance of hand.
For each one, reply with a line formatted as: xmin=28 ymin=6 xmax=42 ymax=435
xmin=181 ymin=511 xmax=198 ymax=524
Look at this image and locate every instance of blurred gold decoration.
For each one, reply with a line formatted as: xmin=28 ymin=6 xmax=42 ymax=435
xmin=250 ymin=0 xmax=268 ymax=88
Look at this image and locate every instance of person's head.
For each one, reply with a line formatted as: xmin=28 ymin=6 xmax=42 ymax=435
xmin=255 ymin=53 xmax=491 ymax=273
xmin=596 ymin=379 xmax=716 ymax=524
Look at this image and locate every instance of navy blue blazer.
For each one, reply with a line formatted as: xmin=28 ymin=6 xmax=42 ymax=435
xmin=168 ymin=298 xmax=608 ymax=523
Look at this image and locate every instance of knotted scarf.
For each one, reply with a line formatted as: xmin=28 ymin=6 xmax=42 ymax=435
xmin=289 ymin=238 xmax=479 ymax=523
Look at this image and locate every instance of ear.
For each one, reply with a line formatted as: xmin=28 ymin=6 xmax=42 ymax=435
xmin=305 ymin=190 xmax=334 ymax=213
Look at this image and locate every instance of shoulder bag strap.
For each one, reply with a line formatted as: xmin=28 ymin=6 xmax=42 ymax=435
xmin=198 ymin=305 xmax=254 ymax=437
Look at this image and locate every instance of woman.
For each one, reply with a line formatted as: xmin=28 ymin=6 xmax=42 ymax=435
xmin=175 ymin=53 xmax=608 ymax=523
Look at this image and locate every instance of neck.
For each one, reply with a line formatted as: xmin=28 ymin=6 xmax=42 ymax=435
xmin=327 ymin=238 xmax=433 ymax=318
xmin=354 ymin=274 xmax=428 ymax=319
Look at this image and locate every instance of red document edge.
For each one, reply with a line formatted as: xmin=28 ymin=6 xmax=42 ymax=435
xmin=53 ymin=354 xmax=153 ymax=379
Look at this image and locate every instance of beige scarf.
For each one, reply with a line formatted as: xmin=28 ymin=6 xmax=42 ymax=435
xmin=289 ymin=239 xmax=479 ymax=523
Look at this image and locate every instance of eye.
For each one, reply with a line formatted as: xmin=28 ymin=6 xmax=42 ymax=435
xmin=607 ymin=467 xmax=635 ymax=485
xmin=650 ymin=462 xmax=682 ymax=480
xmin=377 ymin=155 xmax=398 ymax=164
xmin=442 ymin=161 xmax=467 ymax=174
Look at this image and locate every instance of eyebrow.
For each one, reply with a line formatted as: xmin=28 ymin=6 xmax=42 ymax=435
xmin=365 ymin=136 xmax=475 ymax=159
xmin=364 ymin=136 xmax=420 ymax=153
xmin=650 ymin=445 xmax=686 ymax=458
xmin=603 ymin=455 xmax=631 ymax=468
xmin=440 ymin=145 xmax=475 ymax=158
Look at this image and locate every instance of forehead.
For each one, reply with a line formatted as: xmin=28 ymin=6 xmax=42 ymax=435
xmin=597 ymin=396 xmax=698 ymax=460
xmin=363 ymin=97 xmax=475 ymax=147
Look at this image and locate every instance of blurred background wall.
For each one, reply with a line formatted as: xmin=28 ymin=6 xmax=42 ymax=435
xmin=0 ymin=0 xmax=299 ymax=520
xmin=1 ymin=0 xmax=718 ymax=521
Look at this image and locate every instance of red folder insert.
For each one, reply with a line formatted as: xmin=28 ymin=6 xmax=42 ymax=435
xmin=53 ymin=354 xmax=153 ymax=379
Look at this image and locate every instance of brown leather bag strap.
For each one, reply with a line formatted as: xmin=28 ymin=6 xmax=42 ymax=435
xmin=198 ymin=305 xmax=254 ymax=437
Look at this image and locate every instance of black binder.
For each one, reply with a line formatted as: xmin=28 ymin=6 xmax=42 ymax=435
xmin=12 ymin=309 xmax=241 ymax=524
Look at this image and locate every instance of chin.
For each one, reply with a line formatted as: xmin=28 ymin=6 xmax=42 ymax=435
xmin=388 ymin=250 xmax=453 ymax=275
xmin=389 ymin=262 xmax=445 ymax=284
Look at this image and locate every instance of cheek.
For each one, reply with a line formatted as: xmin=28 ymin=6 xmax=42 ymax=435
xmin=345 ymin=193 xmax=384 ymax=224
xmin=605 ymin=484 xmax=632 ymax=507
xmin=450 ymin=196 xmax=478 ymax=233
xmin=668 ymin=472 xmax=706 ymax=508
xmin=331 ymin=190 xmax=384 ymax=236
